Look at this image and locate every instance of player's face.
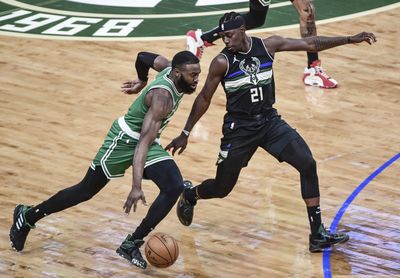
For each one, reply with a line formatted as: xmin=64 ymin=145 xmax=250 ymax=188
xmin=177 ymin=63 xmax=201 ymax=94
xmin=221 ymin=27 xmax=245 ymax=52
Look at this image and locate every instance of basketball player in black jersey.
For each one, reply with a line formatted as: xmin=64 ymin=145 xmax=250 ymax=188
xmin=187 ymin=0 xmax=338 ymax=88
xmin=167 ymin=12 xmax=376 ymax=252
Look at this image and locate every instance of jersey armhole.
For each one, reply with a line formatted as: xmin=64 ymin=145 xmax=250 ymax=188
xmin=261 ymin=39 xmax=274 ymax=61
xmin=220 ymin=53 xmax=230 ymax=77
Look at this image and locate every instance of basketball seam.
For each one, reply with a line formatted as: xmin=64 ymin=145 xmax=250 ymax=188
xmin=173 ymin=238 xmax=179 ymax=260
xmin=154 ymin=234 xmax=174 ymax=262
xmin=147 ymin=245 xmax=170 ymax=264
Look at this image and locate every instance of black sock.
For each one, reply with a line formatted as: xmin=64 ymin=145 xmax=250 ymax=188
xmin=307 ymin=52 xmax=319 ymax=68
xmin=307 ymin=205 xmax=322 ymax=235
xmin=24 ymin=167 xmax=109 ymax=226
xmin=25 ymin=206 xmax=47 ymax=226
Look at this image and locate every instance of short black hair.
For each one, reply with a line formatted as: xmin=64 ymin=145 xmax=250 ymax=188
xmin=172 ymin=51 xmax=199 ymax=69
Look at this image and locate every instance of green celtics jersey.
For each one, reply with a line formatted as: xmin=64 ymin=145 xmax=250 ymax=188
xmin=124 ymin=67 xmax=183 ymax=137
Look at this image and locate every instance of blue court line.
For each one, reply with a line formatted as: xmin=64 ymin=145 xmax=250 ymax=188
xmin=322 ymin=152 xmax=400 ymax=278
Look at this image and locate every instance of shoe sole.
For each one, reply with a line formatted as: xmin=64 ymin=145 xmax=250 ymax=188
xmin=304 ymin=83 xmax=338 ymax=89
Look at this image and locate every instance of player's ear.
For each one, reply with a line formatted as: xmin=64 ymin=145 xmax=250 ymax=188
xmin=172 ymin=67 xmax=181 ymax=78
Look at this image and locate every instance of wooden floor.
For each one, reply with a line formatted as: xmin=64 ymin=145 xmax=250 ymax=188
xmin=1 ymin=8 xmax=399 ymax=278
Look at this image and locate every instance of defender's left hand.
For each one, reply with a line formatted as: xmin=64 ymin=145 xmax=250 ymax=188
xmin=350 ymin=32 xmax=377 ymax=45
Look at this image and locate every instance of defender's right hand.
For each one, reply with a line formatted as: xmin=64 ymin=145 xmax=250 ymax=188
xmin=165 ymin=133 xmax=189 ymax=156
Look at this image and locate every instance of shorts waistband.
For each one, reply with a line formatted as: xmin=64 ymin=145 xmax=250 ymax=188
xmin=226 ymin=109 xmax=278 ymax=121
xmin=118 ymin=117 xmax=160 ymax=144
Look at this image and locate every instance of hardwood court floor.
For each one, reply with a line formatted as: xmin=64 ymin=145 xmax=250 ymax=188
xmin=0 ymin=7 xmax=399 ymax=278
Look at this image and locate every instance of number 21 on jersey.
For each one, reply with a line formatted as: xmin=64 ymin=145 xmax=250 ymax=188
xmin=250 ymin=87 xmax=264 ymax=103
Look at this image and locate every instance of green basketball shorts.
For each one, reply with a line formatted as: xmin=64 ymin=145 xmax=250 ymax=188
xmin=90 ymin=117 xmax=172 ymax=179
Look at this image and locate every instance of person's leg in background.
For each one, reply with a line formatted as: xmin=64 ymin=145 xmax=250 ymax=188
xmin=187 ymin=0 xmax=269 ymax=59
xmin=291 ymin=0 xmax=338 ymax=88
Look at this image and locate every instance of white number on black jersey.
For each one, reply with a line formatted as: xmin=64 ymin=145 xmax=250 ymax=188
xmin=250 ymin=87 xmax=264 ymax=103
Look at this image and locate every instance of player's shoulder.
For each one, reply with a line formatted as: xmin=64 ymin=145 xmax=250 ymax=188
xmin=156 ymin=66 xmax=171 ymax=78
xmin=262 ymin=35 xmax=285 ymax=47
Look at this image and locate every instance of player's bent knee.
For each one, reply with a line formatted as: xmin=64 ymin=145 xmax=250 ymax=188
xmin=162 ymin=179 xmax=184 ymax=198
xmin=299 ymin=157 xmax=317 ymax=176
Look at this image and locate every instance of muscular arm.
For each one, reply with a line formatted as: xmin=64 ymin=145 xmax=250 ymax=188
xmin=132 ymin=89 xmax=172 ymax=193
xmin=182 ymin=55 xmax=227 ymax=133
xmin=165 ymin=55 xmax=227 ymax=155
xmin=242 ymin=0 xmax=269 ymax=29
xmin=123 ymin=88 xmax=173 ymax=213
xmin=264 ymin=32 xmax=377 ymax=55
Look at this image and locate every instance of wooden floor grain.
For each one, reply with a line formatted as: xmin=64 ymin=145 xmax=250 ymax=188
xmin=0 ymin=8 xmax=399 ymax=278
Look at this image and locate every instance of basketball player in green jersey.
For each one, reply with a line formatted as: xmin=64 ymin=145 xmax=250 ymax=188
xmin=167 ymin=12 xmax=376 ymax=252
xmin=9 ymin=51 xmax=200 ymax=269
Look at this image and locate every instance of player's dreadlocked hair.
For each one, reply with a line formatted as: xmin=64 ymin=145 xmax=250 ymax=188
xmin=218 ymin=12 xmax=245 ymax=32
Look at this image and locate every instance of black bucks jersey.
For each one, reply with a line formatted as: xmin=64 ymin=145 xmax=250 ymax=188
xmin=220 ymin=37 xmax=275 ymax=115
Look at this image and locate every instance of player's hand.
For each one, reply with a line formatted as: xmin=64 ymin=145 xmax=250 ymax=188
xmin=121 ymin=79 xmax=147 ymax=94
xmin=165 ymin=133 xmax=189 ymax=156
xmin=349 ymin=32 xmax=377 ymax=45
xmin=123 ymin=186 xmax=147 ymax=214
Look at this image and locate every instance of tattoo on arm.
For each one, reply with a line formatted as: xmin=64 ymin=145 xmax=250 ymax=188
xmin=301 ymin=22 xmax=317 ymax=38
xmin=313 ymin=36 xmax=348 ymax=52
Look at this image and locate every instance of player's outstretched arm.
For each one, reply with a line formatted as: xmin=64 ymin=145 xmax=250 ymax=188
xmin=122 ymin=52 xmax=171 ymax=94
xmin=265 ymin=32 xmax=377 ymax=55
xmin=165 ymin=54 xmax=226 ymax=155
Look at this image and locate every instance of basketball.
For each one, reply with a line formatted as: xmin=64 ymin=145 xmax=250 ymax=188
xmin=145 ymin=233 xmax=179 ymax=268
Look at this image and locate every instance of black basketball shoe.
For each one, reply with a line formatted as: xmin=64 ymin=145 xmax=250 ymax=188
xmin=309 ymin=224 xmax=349 ymax=252
xmin=116 ymin=234 xmax=147 ymax=269
xmin=176 ymin=180 xmax=196 ymax=226
xmin=10 ymin=204 xmax=35 ymax=251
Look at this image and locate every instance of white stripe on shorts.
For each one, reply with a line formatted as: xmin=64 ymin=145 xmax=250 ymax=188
xmin=100 ymin=131 xmax=125 ymax=179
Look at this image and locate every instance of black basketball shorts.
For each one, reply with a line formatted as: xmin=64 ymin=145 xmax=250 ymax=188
xmin=217 ymin=110 xmax=300 ymax=166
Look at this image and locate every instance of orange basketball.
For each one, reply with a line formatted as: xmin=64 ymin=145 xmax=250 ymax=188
xmin=145 ymin=233 xmax=179 ymax=268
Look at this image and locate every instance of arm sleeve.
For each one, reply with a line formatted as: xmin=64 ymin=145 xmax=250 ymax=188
xmin=135 ymin=52 xmax=159 ymax=82
xmin=243 ymin=0 xmax=269 ymax=29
